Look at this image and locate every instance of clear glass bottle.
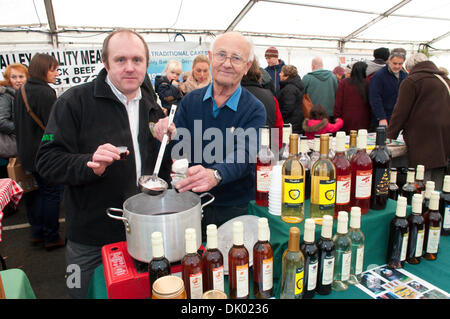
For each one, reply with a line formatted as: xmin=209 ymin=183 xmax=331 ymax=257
xmin=202 ymin=224 xmax=224 ymax=292
xmin=298 ymin=135 xmax=311 ymax=201
xmin=350 ymin=129 xmax=373 ymax=214
xmin=388 ymin=167 xmax=399 ymax=201
xmin=346 ymin=130 xmax=357 ymax=161
xmin=279 ymin=124 xmax=292 ymax=163
xmin=406 ymin=194 xmax=425 ymax=264
xmin=422 ymin=181 xmax=435 ymax=213
xmin=253 ymin=218 xmax=273 ymax=299
xmin=440 ymin=175 xmax=450 ymax=236
xmin=316 ymin=215 xmax=335 ymax=295
xmin=281 ymin=134 xmax=305 ymax=223
xmin=255 ymin=126 xmax=275 ymax=207
xmin=280 ymin=227 xmax=305 ymax=299
xmin=348 ymin=207 xmax=365 ymax=285
xmin=402 ymin=168 xmax=417 ymax=205
xmin=182 ymin=228 xmax=203 ymax=299
xmin=311 ymin=134 xmax=336 ymax=224
xmin=228 ymin=221 xmax=249 ymax=299
xmin=149 ymin=232 xmax=171 ymax=295
xmin=332 ymin=131 xmax=351 ymax=217
xmin=370 ymin=126 xmax=391 ymax=210
xmin=300 ymin=218 xmax=318 ymax=299
xmin=415 ymin=165 xmax=426 ymax=195
xmin=423 ymin=191 xmax=442 ymax=260
xmin=386 ymin=196 xmax=409 ymax=269
xmin=332 ymin=211 xmax=352 ymax=291
xmin=310 ymin=135 xmax=321 ymax=167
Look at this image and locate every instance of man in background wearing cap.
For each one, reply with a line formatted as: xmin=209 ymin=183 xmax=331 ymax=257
xmin=264 ymin=46 xmax=285 ymax=97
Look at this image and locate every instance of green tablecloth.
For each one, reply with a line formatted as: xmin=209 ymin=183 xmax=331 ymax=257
xmin=87 ymin=199 xmax=450 ymax=299
xmin=0 ymin=268 xmax=36 ymax=299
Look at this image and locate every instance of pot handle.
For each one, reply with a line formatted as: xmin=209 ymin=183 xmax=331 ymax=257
xmin=106 ymin=208 xmax=130 ymax=233
xmin=199 ymin=192 xmax=215 ymax=211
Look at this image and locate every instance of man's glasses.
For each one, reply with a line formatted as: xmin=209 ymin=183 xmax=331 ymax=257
xmin=213 ymin=51 xmax=246 ymax=66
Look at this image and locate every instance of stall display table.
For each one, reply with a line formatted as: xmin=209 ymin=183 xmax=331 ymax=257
xmin=87 ymin=198 xmax=449 ymax=299
xmin=0 ymin=268 xmax=36 ymax=299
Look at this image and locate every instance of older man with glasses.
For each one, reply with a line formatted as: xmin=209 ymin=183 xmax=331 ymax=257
xmin=369 ymin=48 xmax=408 ymax=129
xmin=154 ymin=32 xmax=266 ymax=239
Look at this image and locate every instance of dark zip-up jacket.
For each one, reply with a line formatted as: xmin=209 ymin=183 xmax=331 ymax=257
xmin=36 ymin=68 xmax=171 ymax=246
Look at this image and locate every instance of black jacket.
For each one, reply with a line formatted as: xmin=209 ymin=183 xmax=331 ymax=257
xmin=278 ymin=75 xmax=305 ymax=134
xmin=0 ymin=85 xmax=16 ymax=134
xmin=14 ymin=77 xmax=57 ymax=171
xmin=154 ymin=75 xmax=183 ymax=110
xmin=241 ymin=80 xmax=276 ymax=128
xmin=35 ymin=68 xmax=171 ymax=246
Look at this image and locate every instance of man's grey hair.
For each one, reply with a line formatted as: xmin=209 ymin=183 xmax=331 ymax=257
xmin=405 ymin=52 xmax=428 ymax=72
xmin=209 ymin=32 xmax=255 ymax=63
xmin=389 ymin=48 xmax=407 ymax=60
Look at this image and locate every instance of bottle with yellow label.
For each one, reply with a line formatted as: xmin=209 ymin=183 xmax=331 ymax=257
xmin=280 ymin=227 xmax=305 ymax=299
xmin=281 ymin=134 xmax=305 ymax=223
xmin=311 ymin=134 xmax=336 ymax=225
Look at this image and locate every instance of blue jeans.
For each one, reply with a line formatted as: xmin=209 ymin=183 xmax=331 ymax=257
xmin=25 ymin=172 xmax=63 ymax=244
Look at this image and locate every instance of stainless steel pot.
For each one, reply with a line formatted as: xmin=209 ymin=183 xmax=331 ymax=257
xmin=106 ymin=189 xmax=214 ymax=263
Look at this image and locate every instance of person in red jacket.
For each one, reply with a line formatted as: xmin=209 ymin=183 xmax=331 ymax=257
xmin=334 ymin=61 xmax=371 ymax=133
xmin=302 ymin=104 xmax=343 ymax=139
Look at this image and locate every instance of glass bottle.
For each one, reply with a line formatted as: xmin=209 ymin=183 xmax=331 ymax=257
xmin=332 ymin=211 xmax=352 ymax=291
xmin=332 ymin=131 xmax=351 ymax=217
xmin=406 ymin=194 xmax=425 ymax=264
xmin=440 ymin=175 xmax=450 ymax=236
xmin=300 ymin=218 xmax=319 ymax=299
xmin=149 ymin=232 xmax=171 ymax=294
xmin=388 ymin=167 xmax=399 ymax=201
xmin=281 ymin=134 xmax=305 ymax=223
xmin=316 ymin=215 xmax=335 ymax=295
xmin=415 ymin=165 xmax=426 ymax=196
xmin=182 ymin=228 xmax=203 ymax=299
xmin=423 ymin=191 xmax=442 ymax=260
xmin=298 ymin=135 xmax=311 ymax=200
xmin=422 ymin=181 xmax=435 ymax=213
xmin=402 ymin=168 xmax=417 ymax=205
xmin=253 ymin=218 xmax=273 ymax=299
xmin=310 ymin=135 xmax=321 ymax=167
xmin=279 ymin=124 xmax=292 ymax=163
xmin=202 ymin=224 xmax=224 ymax=292
xmin=386 ymin=196 xmax=409 ymax=269
xmin=348 ymin=207 xmax=365 ymax=285
xmin=327 ymin=133 xmax=335 ymax=159
xmin=255 ymin=125 xmax=275 ymax=207
xmin=370 ymin=126 xmax=391 ymax=210
xmin=350 ymin=129 xmax=373 ymax=214
xmin=280 ymin=227 xmax=305 ymax=299
xmin=346 ymin=130 xmax=357 ymax=161
xmin=311 ymin=134 xmax=336 ymax=224
xmin=228 ymin=221 xmax=249 ymax=299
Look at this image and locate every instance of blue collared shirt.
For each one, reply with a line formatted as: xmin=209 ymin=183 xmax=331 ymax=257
xmin=203 ymin=83 xmax=242 ymax=118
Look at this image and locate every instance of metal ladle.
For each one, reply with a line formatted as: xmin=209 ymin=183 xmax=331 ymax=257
xmin=139 ymin=104 xmax=177 ymax=195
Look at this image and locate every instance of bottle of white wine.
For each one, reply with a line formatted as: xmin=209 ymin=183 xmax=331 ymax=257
xmin=332 ymin=211 xmax=352 ymax=291
xmin=281 ymin=134 xmax=305 ymax=223
xmin=280 ymin=227 xmax=305 ymax=299
xmin=311 ymin=134 xmax=336 ymax=225
xmin=348 ymin=207 xmax=365 ymax=285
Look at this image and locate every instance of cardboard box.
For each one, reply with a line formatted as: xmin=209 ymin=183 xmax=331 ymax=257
xmin=7 ymin=158 xmax=38 ymax=193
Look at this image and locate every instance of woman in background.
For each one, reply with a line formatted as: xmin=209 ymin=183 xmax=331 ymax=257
xmin=278 ymin=64 xmax=304 ymax=134
xmin=180 ymin=54 xmax=211 ymax=94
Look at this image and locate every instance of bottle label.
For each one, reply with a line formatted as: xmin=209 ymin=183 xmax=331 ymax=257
xmin=373 ymin=168 xmax=390 ymax=195
xmin=322 ymin=256 xmax=335 ymax=285
xmin=262 ymin=258 xmax=274 ymax=291
xmin=341 ymin=251 xmax=351 ymax=281
xmin=283 ymin=177 xmax=304 ymax=208
xmin=295 ymin=267 xmax=304 ymax=296
xmin=400 ymin=233 xmax=409 ymax=261
xmin=212 ymin=265 xmax=224 ymax=292
xmin=444 ymin=204 xmax=450 ymax=229
xmin=355 ymin=246 xmax=364 ymax=275
xmin=415 ymin=230 xmax=424 ymax=257
xmin=355 ymin=170 xmax=372 ymax=199
xmin=256 ymin=166 xmax=272 ymax=193
xmin=426 ymin=226 xmax=441 ymax=254
xmin=318 ymin=179 xmax=336 ymax=209
xmin=189 ymin=272 xmax=203 ymax=299
xmin=307 ymin=261 xmax=318 ymax=291
xmin=336 ymin=175 xmax=351 ymax=204
xmin=236 ymin=264 xmax=249 ymax=298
